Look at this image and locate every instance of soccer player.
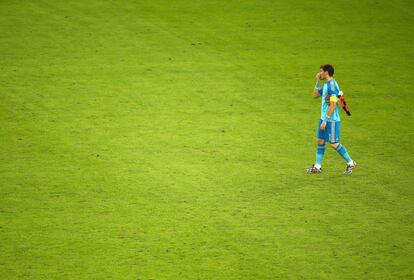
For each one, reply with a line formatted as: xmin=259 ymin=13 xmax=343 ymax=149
xmin=306 ymin=64 xmax=357 ymax=174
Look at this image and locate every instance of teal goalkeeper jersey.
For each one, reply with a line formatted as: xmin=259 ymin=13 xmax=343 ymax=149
xmin=319 ymin=79 xmax=340 ymax=122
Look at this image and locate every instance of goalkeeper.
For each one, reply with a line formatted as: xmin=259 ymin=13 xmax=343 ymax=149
xmin=306 ymin=64 xmax=357 ymax=175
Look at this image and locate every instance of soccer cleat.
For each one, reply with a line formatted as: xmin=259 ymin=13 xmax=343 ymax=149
xmin=306 ymin=164 xmax=322 ymax=174
xmin=344 ymin=161 xmax=357 ymax=175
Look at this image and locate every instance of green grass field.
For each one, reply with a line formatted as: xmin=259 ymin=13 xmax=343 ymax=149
xmin=1 ymin=0 xmax=413 ymax=279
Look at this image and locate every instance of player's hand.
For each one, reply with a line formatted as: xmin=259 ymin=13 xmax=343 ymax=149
xmin=315 ymin=73 xmax=321 ymax=82
xmin=320 ymin=121 xmax=327 ymax=131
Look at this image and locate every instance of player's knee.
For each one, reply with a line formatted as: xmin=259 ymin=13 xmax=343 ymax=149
xmin=317 ymin=139 xmax=325 ymax=145
xmin=330 ymin=142 xmax=339 ymax=149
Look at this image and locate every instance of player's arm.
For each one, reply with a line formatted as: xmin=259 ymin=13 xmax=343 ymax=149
xmin=320 ymin=95 xmax=339 ymax=130
xmin=325 ymin=81 xmax=341 ymax=119
xmin=325 ymin=96 xmax=339 ymax=119
xmin=313 ymin=73 xmax=322 ymax=98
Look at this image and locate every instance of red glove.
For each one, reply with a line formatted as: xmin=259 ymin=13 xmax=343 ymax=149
xmin=339 ymin=95 xmax=351 ymax=116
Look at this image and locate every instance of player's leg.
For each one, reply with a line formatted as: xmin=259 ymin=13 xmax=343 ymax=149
xmin=306 ymin=138 xmax=325 ymax=173
xmin=306 ymin=120 xmax=326 ymax=173
xmin=315 ymin=119 xmax=328 ymax=169
xmin=315 ymin=138 xmax=326 ymax=169
xmin=328 ymin=121 xmax=356 ymax=174
xmin=330 ymin=142 xmax=356 ymax=174
xmin=329 ymin=142 xmax=353 ymax=163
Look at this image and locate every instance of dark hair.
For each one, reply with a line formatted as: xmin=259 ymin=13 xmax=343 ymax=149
xmin=320 ymin=64 xmax=334 ymax=76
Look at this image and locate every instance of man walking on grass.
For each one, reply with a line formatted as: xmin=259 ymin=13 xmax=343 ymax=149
xmin=306 ymin=64 xmax=357 ymax=175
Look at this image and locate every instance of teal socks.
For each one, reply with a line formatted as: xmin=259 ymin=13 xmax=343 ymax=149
xmin=315 ymin=144 xmax=326 ymax=168
xmin=335 ymin=143 xmax=353 ymax=164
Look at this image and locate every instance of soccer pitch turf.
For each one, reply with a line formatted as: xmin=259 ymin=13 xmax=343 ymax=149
xmin=1 ymin=0 xmax=413 ymax=279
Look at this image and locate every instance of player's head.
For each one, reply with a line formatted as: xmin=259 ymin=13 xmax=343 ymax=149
xmin=319 ymin=64 xmax=334 ymax=79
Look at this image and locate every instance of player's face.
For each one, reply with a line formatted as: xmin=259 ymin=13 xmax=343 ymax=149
xmin=319 ymin=69 xmax=324 ymax=79
xmin=319 ymin=69 xmax=328 ymax=80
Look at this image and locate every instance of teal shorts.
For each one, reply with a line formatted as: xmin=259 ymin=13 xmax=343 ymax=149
xmin=317 ymin=119 xmax=340 ymax=143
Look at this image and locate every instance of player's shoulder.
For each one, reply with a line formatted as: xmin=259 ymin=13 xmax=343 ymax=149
xmin=329 ymin=79 xmax=337 ymax=88
xmin=329 ymin=79 xmax=339 ymax=93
